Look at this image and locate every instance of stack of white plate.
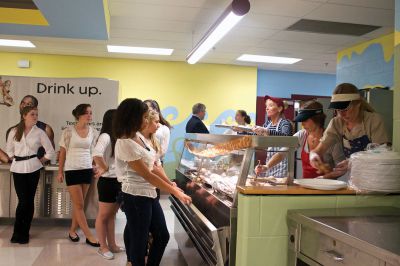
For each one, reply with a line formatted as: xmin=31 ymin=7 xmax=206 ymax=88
xmin=350 ymin=151 xmax=400 ymax=192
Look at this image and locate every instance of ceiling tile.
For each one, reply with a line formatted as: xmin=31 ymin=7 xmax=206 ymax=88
xmin=305 ymin=3 xmax=394 ymax=26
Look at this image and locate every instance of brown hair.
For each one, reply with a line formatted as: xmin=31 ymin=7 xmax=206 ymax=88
xmin=301 ymin=100 xmax=326 ymax=128
xmin=72 ymin=104 xmax=91 ymax=120
xmin=114 ymin=98 xmax=148 ymax=139
xmin=237 ymin=110 xmax=251 ymax=124
xmin=14 ymin=106 xmax=37 ymax=142
xmin=333 ymin=83 xmax=375 ymax=114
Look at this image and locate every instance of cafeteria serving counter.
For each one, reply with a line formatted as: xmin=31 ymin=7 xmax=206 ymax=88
xmin=0 ymin=163 xmax=98 ymax=223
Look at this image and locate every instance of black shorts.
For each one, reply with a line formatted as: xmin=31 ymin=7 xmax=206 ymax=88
xmin=65 ymin=169 xmax=93 ymax=186
xmin=97 ymin=177 xmax=122 ymax=203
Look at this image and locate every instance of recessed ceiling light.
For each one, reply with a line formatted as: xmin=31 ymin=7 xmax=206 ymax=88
xmin=237 ymin=54 xmax=302 ymax=64
xmin=107 ymin=45 xmax=173 ymax=55
xmin=0 ymin=39 xmax=35 ymax=48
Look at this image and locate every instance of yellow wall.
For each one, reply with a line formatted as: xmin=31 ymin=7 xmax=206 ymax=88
xmin=0 ymin=52 xmax=257 ymax=126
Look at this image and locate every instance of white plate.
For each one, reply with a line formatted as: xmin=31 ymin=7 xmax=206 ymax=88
xmin=294 ymin=179 xmax=348 ymax=190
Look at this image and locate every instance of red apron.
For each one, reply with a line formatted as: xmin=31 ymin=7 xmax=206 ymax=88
xmin=301 ymin=133 xmax=319 ymax=178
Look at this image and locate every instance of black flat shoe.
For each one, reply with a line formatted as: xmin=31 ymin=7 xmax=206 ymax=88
xmin=18 ymin=237 xmax=29 ymax=244
xmin=10 ymin=234 xmax=19 ymax=243
xmin=86 ymin=238 xmax=100 ymax=247
xmin=68 ymin=233 xmax=80 ymax=242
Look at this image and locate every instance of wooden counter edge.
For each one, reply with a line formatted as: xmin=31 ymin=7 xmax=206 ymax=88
xmin=237 ymin=184 xmax=356 ymax=195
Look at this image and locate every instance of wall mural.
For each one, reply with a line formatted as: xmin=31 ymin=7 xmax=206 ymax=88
xmin=161 ymin=107 xmax=255 ymax=177
xmin=337 ymin=33 xmax=394 ymax=89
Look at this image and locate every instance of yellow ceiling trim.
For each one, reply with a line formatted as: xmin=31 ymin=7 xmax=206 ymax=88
xmin=337 ymin=33 xmax=394 ymax=63
xmin=103 ymin=0 xmax=110 ymax=38
xmin=0 ymin=7 xmax=48 ymax=26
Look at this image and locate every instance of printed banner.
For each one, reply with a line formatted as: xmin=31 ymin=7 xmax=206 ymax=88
xmin=0 ymin=76 xmax=119 ymax=149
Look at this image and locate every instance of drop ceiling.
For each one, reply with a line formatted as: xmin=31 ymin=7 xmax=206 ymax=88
xmin=0 ymin=0 xmax=395 ymax=74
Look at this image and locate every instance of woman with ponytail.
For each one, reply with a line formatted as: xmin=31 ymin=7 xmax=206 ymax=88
xmin=56 ymin=103 xmax=100 ymax=247
xmin=6 ymin=106 xmax=55 ymax=244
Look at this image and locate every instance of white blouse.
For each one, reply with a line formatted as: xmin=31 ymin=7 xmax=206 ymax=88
xmin=6 ymin=125 xmax=55 ymax=174
xmin=59 ymin=126 xmax=98 ymax=171
xmin=115 ymin=133 xmax=159 ymax=198
xmin=92 ymin=133 xmax=116 ymax=178
xmin=155 ymin=124 xmax=170 ymax=159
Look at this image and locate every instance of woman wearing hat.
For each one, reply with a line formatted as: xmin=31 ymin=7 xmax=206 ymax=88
xmin=310 ymin=83 xmax=389 ymax=177
xmin=253 ymin=96 xmax=293 ymax=178
xmin=255 ymin=100 xmax=345 ymax=179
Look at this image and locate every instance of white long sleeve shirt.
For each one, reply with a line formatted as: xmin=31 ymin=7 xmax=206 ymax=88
xmin=6 ymin=125 xmax=55 ymax=174
xmin=155 ymin=124 xmax=170 ymax=159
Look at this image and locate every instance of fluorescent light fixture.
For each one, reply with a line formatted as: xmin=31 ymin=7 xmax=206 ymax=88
xmin=0 ymin=39 xmax=35 ymax=48
xmin=237 ymin=54 xmax=302 ymax=64
xmin=187 ymin=0 xmax=250 ymax=64
xmin=107 ymin=45 xmax=173 ymax=55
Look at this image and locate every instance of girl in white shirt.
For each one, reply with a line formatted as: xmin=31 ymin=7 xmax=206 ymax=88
xmin=114 ymin=98 xmax=191 ymax=266
xmin=93 ymin=109 xmax=124 ymax=260
xmin=6 ymin=106 xmax=55 ymax=244
xmin=56 ymin=104 xmax=99 ymax=247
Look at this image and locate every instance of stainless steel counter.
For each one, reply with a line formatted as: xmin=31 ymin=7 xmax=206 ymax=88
xmin=0 ymin=163 xmax=98 ymax=223
xmin=287 ymin=207 xmax=400 ymax=266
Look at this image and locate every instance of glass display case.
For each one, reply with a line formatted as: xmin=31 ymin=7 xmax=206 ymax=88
xmin=170 ymin=133 xmax=298 ymax=266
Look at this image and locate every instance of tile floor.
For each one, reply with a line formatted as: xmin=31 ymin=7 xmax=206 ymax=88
xmin=0 ymin=195 xmax=187 ymax=266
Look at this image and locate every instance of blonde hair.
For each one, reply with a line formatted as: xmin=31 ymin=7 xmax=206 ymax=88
xmin=147 ymin=110 xmax=161 ymax=154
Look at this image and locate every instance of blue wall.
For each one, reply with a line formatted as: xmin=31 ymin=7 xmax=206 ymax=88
xmin=336 ymin=43 xmax=394 ymax=89
xmin=257 ymin=69 xmax=336 ymax=98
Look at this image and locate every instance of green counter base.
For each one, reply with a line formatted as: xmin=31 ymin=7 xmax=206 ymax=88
xmin=236 ymin=193 xmax=400 ymax=266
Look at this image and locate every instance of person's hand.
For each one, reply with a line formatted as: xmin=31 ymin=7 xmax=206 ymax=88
xmin=174 ymin=189 xmax=192 ymax=205
xmin=332 ymin=159 xmax=349 ymax=176
xmin=94 ymin=166 xmax=107 ymax=179
xmin=255 ymin=165 xmax=267 ymax=175
xmin=253 ymin=127 xmax=268 ymax=136
xmin=309 ymin=151 xmax=322 ymax=169
xmin=56 ymin=172 xmax=64 ymax=183
xmin=40 ymin=157 xmax=48 ymax=165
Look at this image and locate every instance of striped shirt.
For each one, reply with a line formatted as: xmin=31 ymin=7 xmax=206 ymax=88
xmin=263 ymin=118 xmax=293 ymax=178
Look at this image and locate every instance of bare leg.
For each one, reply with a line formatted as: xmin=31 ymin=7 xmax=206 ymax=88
xmin=106 ymin=204 xmax=121 ymax=251
xmin=96 ymin=202 xmax=118 ymax=252
xmin=68 ymin=184 xmax=97 ymax=242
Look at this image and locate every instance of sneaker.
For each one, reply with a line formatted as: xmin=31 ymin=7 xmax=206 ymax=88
xmin=97 ymin=249 xmax=114 ymax=260
xmin=110 ymin=246 xmax=125 ymax=253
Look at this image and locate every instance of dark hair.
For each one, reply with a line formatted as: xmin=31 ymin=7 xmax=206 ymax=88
xmin=100 ymin=109 xmax=117 ymax=156
xmin=144 ymin=99 xmax=172 ymax=129
xmin=14 ymin=106 xmax=37 ymax=142
xmin=114 ymin=98 xmax=149 ymax=138
xmin=192 ymin=103 xmax=206 ymax=114
xmin=237 ymin=110 xmax=251 ymax=124
xmin=72 ymin=104 xmax=91 ymax=120
xmin=301 ymin=100 xmax=326 ymax=128
xmin=20 ymin=95 xmax=39 ymax=107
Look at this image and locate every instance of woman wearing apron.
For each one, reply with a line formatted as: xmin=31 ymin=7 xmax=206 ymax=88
xmin=310 ymin=83 xmax=389 ymax=177
xmin=255 ymin=100 xmax=345 ymax=179
xmin=253 ymin=96 xmax=293 ymax=178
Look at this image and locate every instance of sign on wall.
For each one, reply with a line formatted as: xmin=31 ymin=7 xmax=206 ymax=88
xmin=0 ymin=76 xmax=119 ymax=150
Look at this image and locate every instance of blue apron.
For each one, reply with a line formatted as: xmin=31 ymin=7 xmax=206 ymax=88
xmin=342 ymin=123 xmax=371 ymax=158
